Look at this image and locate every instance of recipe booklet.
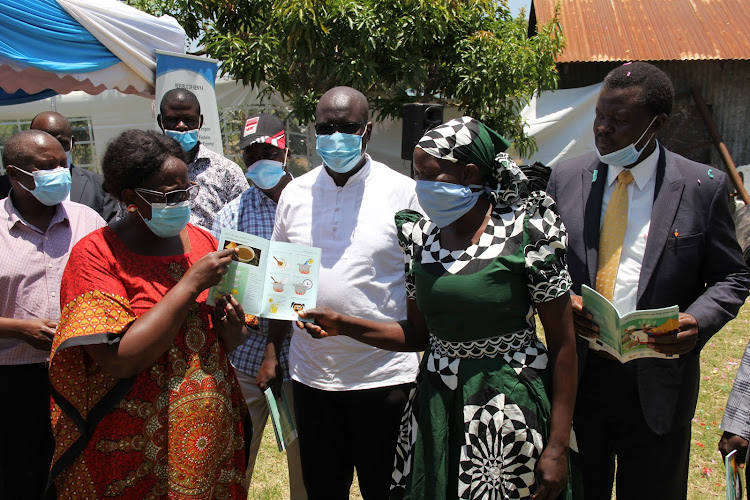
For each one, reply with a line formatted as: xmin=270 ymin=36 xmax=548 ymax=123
xmin=207 ymin=228 xmax=321 ymax=321
xmin=726 ymin=449 xmax=743 ymax=500
xmin=580 ymin=285 xmax=680 ymax=363
xmin=264 ymin=387 xmax=298 ymax=452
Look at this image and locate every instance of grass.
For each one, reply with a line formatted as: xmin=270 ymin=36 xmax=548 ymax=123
xmin=247 ymin=429 xmax=362 ymax=500
xmin=247 ymin=301 xmax=750 ymax=499
xmin=687 ymin=299 xmax=750 ymax=498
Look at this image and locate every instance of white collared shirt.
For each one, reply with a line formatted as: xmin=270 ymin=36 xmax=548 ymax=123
xmin=272 ymin=155 xmax=421 ymax=390
xmin=599 ymin=144 xmax=660 ymax=315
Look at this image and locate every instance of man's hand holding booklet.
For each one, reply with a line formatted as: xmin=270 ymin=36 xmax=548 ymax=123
xmin=579 ymin=285 xmax=680 ymax=363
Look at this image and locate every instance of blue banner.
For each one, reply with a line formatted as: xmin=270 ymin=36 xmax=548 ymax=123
xmin=155 ymin=51 xmax=223 ymax=154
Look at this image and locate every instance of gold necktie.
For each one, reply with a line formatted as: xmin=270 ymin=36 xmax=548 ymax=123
xmin=596 ymin=169 xmax=635 ymax=301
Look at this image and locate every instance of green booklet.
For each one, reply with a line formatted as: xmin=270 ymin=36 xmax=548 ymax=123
xmin=207 ymin=228 xmax=321 ymax=322
xmin=580 ymin=285 xmax=680 ymax=363
xmin=725 ymin=449 xmax=743 ymax=500
xmin=263 ymin=387 xmax=298 ymax=452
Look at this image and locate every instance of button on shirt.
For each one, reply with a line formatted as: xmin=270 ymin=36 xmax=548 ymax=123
xmin=211 ymin=186 xmax=292 ymax=381
xmin=272 ymin=156 xmax=421 ymax=390
xmin=0 ymin=197 xmax=106 ymax=365
xmin=188 ymin=144 xmax=250 ymax=230
xmin=599 ymin=144 xmax=660 ymax=315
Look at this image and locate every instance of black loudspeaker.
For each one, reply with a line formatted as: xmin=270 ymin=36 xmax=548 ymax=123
xmin=401 ymin=103 xmax=444 ymax=161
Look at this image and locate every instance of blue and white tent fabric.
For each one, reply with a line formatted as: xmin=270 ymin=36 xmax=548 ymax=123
xmin=0 ymin=0 xmax=185 ymax=103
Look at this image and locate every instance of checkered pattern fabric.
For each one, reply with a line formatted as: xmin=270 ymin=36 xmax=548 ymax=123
xmin=398 ymin=192 xmax=572 ymax=302
xmin=458 ymin=392 xmax=544 ymax=499
xmin=426 ymin=350 xmax=461 ymax=391
xmin=391 ymin=385 xmax=419 ymax=490
xmin=416 ymin=117 xmax=479 ymax=163
xmin=416 ymin=117 xmax=526 ymax=205
xmin=390 ymin=187 xmax=572 ymax=499
xmin=404 ymin=203 xmax=523 ymax=275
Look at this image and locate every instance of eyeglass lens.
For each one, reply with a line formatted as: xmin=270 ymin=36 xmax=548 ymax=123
xmin=136 ymin=184 xmax=199 ymax=205
xmin=315 ymin=122 xmax=364 ymax=135
xmin=161 ymin=117 xmax=201 ymax=130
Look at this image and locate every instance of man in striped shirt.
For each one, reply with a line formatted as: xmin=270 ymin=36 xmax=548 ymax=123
xmin=211 ymin=114 xmax=304 ymax=499
xmin=0 ymin=130 xmax=105 ymax=499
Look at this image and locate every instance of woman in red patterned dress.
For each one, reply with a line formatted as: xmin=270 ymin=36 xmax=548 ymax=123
xmin=48 ymin=130 xmax=248 ymax=499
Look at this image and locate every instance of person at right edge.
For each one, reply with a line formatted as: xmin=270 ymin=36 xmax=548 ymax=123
xmin=719 ymin=339 xmax=750 ymax=498
xmin=547 ymin=61 xmax=750 ymax=499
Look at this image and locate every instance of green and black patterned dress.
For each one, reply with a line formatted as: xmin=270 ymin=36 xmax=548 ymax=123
xmin=392 ymin=191 xmax=573 ymax=500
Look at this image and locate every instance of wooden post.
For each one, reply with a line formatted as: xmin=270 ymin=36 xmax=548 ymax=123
xmin=691 ymin=88 xmax=750 ymax=205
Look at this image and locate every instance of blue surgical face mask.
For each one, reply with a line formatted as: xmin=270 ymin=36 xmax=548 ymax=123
xmin=65 ymin=151 xmax=73 ymax=168
xmin=416 ymin=180 xmax=484 ymax=228
xmin=14 ymin=166 xmax=72 ymax=206
xmin=596 ymin=116 xmax=657 ymax=167
xmin=316 ymin=130 xmax=365 ymax=174
xmin=165 ymin=129 xmax=199 ymax=152
xmin=246 ymin=159 xmax=287 ymax=190
xmin=136 ymin=194 xmax=191 ymax=238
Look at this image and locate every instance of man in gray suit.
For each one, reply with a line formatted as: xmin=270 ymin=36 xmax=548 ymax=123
xmin=0 ymin=112 xmax=118 ymax=222
xmin=548 ymin=62 xmax=750 ymax=499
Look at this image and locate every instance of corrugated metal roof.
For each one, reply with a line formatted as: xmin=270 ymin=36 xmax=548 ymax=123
xmin=530 ymin=0 xmax=750 ymax=62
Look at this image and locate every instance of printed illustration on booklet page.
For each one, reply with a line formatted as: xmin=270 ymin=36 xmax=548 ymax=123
xmin=581 ymin=285 xmax=679 ymax=363
xmin=207 ymin=228 xmax=322 ymax=321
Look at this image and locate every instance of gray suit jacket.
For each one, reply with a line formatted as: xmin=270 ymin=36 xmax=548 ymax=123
xmin=548 ymin=146 xmax=750 ymax=435
xmin=69 ymin=165 xmax=117 ymax=223
xmin=722 ymin=340 xmax=750 ymax=442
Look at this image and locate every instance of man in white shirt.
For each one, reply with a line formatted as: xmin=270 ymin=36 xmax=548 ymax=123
xmin=268 ymin=87 xmax=420 ymax=499
xmin=548 ymin=62 xmax=750 ymax=499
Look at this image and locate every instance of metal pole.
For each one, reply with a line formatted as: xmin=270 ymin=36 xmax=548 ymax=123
xmin=691 ymin=88 xmax=750 ymax=205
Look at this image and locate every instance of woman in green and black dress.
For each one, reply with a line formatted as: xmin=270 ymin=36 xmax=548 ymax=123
xmin=298 ymin=117 xmax=577 ymax=500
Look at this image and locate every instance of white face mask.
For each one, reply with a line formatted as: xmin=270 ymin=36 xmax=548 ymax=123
xmin=65 ymin=150 xmax=72 ymax=168
xmin=596 ymin=115 xmax=658 ymax=167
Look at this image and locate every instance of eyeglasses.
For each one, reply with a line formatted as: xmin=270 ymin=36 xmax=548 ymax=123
xmin=135 ymin=182 xmax=199 ymax=206
xmin=160 ymin=116 xmax=201 ymax=130
xmin=314 ymin=122 xmax=366 ymax=136
xmin=12 ymin=165 xmax=68 ymax=177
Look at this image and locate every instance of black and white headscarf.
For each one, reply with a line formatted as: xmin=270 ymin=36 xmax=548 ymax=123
xmin=416 ymin=117 xmax=529 ymax=205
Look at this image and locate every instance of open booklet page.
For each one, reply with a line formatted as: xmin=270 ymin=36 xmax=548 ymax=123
xmin=264 ymin=387 xmax=298 ymax=452
xmin=581 ymin=285 xmax=679 ymax=362
xmin=207 ymin=228 xmax=322 ymax=321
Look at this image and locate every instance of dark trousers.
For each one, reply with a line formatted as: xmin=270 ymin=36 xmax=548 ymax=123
xmin=0 ymin=363 xmax=55 ymax=500
xmin=572 ymin=354 xmax=690 ymax=500
xmin=292 ymin=380 xmax=414 ymax=500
